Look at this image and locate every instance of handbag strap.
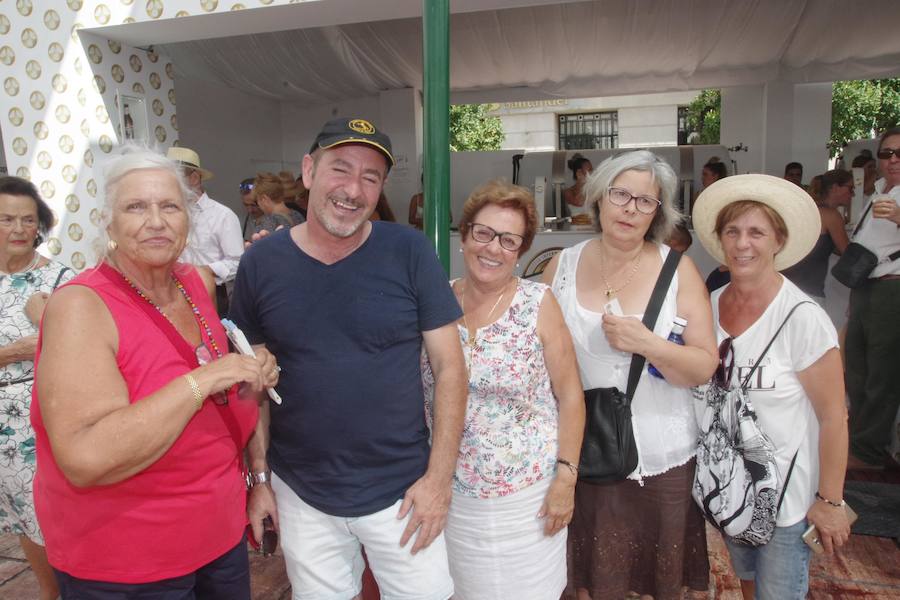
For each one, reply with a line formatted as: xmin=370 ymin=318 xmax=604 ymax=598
xmin=775 ymin=450 xmax=799 ymax=513
xmin=850 ymin=200 xmax=874 ymax=239
xmin=51 ymin=265 xmax=72 ymax=290
xmin=96 ymin=262 xmax=246 ymax=455
xmin=97 ymin=262 xmax=198 ymax=366
xmin=850 ymin=201 xmax=900 ymax=262
xmin=623 ymin=249 xmax=682 ymax=400
xmin=739 ymin=300 xmax=812 ymax=391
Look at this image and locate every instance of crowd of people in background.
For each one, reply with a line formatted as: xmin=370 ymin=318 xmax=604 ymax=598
xmin=0 ymin=117 xmax=897 ymax=600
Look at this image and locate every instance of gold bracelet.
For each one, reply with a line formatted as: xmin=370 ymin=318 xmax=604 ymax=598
xmin=184 ymin=374 xmax=203 ymax=412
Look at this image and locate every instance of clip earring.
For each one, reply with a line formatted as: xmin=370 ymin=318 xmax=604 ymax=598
xmin=107 ymin=239 xmax=118 ymax=252
xmin=459 ymin=247 xmax=463 ymax=253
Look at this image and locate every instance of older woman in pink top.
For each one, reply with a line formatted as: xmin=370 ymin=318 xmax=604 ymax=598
xmin=32 ymin=147 xmax=279 ymax=598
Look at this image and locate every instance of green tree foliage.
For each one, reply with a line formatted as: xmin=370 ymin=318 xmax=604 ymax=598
xmin=830 ymin=79 xmax=900 ymax=157
xmin=449 ymin=104 xmax=504 ymax=151
xmin=685 ymin=89 xmax=721 ymax=145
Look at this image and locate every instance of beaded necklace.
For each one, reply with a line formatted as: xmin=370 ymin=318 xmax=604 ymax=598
xmin=118 ymin=269 xmax=223 ymax=359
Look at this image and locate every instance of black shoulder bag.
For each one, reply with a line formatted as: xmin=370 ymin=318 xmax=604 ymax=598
xmin=831 ymin=200 xmax=900 ymax=288
xmin=578 ymin=249 xmax=681 ymax=483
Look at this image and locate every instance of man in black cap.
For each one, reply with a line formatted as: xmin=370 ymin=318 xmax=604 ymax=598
xmin=230 ymin=118 xmax=464 ymax=599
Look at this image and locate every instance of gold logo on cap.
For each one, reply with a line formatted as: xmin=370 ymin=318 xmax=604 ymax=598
xmin=349 ymin=119 xmax=375 ymax=135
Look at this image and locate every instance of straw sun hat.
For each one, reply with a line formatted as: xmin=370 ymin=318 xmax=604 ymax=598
xmin=692 ymin=174 xmax=821 ymax=271
xmin=166 ymin=147 xmax=214 ymax=181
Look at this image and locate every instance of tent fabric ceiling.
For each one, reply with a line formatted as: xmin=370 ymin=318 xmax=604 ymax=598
xmin=160 ymin=0 xmax=900 ymax=106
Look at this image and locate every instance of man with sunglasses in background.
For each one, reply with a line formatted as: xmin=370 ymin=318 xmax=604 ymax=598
xmin=229 ymin=117 xmax=466 ymax=600
xmin=845 ymin=126 xmax=900 ymax=470
xmin=167 ymin=147 xmax=244 ymax=316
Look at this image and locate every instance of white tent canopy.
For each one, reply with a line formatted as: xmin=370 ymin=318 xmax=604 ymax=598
xmin=155 ymin=0 xmax=900 ymax=106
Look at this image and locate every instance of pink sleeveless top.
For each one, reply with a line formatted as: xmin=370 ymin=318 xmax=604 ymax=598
xmin=31 ymin=263 xmax=258 ymax=583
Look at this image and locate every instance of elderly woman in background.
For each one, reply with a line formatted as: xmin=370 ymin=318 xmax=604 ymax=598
xmin=543 ymin=150 xmax=717 ymax=600
xmin=0 ymin=176 xmax=73 ymax=600
xmin=846 ymin=126 xmax=900 ymax=470
xmin=32 ymin=148 xmax=279 ymax=597
xmin=422 ymin=180 xmax=584 ymax=599
xmin=692 ymin=174 xmax=850 ymax=599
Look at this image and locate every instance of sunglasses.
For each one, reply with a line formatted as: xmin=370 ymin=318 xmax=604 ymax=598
xmin=713 ymin=337 xmax=734 ymax=388
xmin=239 ymin=182 xmax=255 ymax=193
xmin=877 ymin=148 xmax=900 ymax=160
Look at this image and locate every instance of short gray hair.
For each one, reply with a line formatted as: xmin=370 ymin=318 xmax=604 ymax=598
xmin=94 ymin=145 xmax=194 ymax=261
xmin=584 ymin=150 xmax=681 ymax=244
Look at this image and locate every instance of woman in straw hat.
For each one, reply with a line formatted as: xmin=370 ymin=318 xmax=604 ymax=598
xmin=543 ymin=150 xmax=718 ymax=600
xmin=692 ymin=174 xmax=851 ymax=600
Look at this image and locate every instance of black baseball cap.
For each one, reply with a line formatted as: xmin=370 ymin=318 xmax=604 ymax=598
xmin=308 ymin=117 xmax=395 ymax=170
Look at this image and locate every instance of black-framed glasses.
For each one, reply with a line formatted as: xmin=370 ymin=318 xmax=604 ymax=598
xmin=877 ymin=148 xmax=900 ymax=160
xmin=195 ymin=343 xmax=228 ymax=405
xmin=714 ymin=337 xmax=734 ymax=388
xmin=468 ymin=223 xmax=525 ymax=252
xmin=606 ymin=187 xmax=661 ymax=215
xmin=239 ymin=182 xmax=255 ymax=193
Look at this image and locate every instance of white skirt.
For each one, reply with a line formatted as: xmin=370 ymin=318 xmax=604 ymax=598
xmin=445 ymin=478 xmax=567 ymax=600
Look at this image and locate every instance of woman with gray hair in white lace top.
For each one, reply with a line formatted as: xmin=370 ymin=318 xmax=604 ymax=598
xmin=543 ymin=150 xmax=718 ymax=600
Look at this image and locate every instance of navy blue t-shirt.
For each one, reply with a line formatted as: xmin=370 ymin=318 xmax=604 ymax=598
xmin=229 ymin=223 xmax=461 ymax=517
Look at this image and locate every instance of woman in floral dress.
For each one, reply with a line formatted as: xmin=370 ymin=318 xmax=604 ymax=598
xmin=0 ymin=176 xmax=73 ymax=600
xmin=422 ymin=180 xmax=584 ymax=600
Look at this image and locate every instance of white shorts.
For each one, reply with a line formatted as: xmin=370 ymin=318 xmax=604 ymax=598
xmin=272 ymin=472 xmax=454 ymax=600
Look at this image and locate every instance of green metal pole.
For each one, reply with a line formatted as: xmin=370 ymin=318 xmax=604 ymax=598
xmin=423 ymin=0 xmax=450 ymax=273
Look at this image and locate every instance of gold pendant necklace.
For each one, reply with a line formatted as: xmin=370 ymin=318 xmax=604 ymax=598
xmin=599 ymin=246 xmax=642 ymax=299
xmin=461 ymin=280 xmax=508 ymax=349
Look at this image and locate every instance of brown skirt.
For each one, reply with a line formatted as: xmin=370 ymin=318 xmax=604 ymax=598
xmin=564 ymin=459 xmax=710 ymax=600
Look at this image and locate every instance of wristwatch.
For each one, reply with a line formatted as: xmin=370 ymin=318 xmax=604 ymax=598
xmin=246 ymin=470 xmax=271 ymax=489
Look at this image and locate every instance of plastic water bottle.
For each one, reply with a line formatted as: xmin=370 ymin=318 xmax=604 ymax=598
xmin=648 ymin=316 xmax=687 ymax=379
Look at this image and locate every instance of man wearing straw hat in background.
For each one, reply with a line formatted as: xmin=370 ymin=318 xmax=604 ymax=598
xmin=167 ymin=146 xmax=244 ymax=315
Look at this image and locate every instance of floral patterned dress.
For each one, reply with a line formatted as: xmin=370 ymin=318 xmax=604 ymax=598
xmin=0 ymin=260 xmax=72 ymax=542
xmin=422 ymin=277 xmax=559 ymax=498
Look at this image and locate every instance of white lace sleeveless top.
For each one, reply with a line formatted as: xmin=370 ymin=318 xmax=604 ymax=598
xmin=550 ymin=239 xmax=697 ymax=479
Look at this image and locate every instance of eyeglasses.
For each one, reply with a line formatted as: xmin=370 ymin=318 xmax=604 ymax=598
xmin=239 ymin=182 xmax=255 ymax=194
xmin=0 ymin=215 xmax=39 ymax=229
xmin=468 ymin=223 xmax=525 ymax=252
xmin=713 ymin=337 xmax=734 ymax=388
xmin=606 ymin=187 xmax=661 ymax=215
xmin=195 ymin=342 xmax=228 ymax=405
xmin=877 ymin=148 xmax=900 ymax=160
